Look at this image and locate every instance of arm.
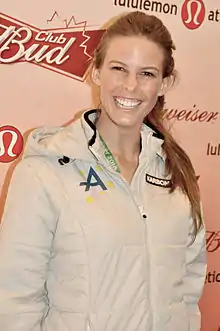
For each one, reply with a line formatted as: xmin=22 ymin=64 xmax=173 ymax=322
xmin=183 ymin=219 xmax=207 ymax=331
xmin=0 ymin=159 xmax=59 ymax=331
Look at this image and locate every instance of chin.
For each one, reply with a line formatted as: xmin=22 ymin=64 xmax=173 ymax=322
xmin=111 ymin=115 xmax=141 ymax=128
xmin=102 ymin=102 xmax=145 ymax=128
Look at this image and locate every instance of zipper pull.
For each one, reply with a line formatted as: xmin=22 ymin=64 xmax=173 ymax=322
xmin=138 ymin=205 xmax=147 ymax=219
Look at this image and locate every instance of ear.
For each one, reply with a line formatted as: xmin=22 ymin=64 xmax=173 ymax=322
xmin=158 ymin=77 xmax=172 ymax=97
xmin=91 ymin=67 xmax=101 ymax=86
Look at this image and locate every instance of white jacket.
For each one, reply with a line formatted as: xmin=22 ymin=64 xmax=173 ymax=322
xmin=0 ymin=109 xmax=206 ymax=331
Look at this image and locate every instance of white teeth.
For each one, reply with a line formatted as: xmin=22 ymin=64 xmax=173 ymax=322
xmin=114 ymin=97 xmax=142 ymax=108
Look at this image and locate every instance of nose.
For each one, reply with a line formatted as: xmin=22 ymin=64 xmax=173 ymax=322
xmin=124 ymin=73 xmax=138 ymax=92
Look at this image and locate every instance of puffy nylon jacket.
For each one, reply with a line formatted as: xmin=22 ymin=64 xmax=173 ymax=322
xmin=0 ymin=109 xmax=206 ymax=331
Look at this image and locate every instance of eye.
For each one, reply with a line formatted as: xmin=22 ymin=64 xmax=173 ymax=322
xmin=141 ymin=71 xmax=155 ymax=77
xmin=111 ymin=66 xmax=126 ymax=72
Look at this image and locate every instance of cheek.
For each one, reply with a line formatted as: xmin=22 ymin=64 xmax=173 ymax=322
xmin=99 ymin=84 xmax=114 ymax=106
xmin=99 ymin=82 xmax=121 ymax=104
xmin=141 ymin=80 xmax=161 ymax=97
xmin=100 ymin=71 xmax=123 ymax=91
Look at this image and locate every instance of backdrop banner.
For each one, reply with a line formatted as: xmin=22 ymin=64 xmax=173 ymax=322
xmin=0 ymin=1 xmax=219 ymax=330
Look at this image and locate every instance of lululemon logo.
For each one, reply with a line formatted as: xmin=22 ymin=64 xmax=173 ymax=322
xmin=181 ymin=0 xmax=205 ymax=29
xmin=0 ymin=126 xmax=23 ymax=163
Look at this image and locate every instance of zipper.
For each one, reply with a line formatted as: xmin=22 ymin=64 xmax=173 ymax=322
xmin=92 ymin=151 xmax=153 ymax=328
xmin=87 ymin=320 xmax=92 ymax=331
xmin=90 ymin=144 xmax=148 ymax=219
xmin=86 ymin=146 xmax=154 ymax=330
xmin=131 ymin=159 xmax=154 ymax=331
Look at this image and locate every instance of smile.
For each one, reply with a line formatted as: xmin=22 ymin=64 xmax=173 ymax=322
xmin=114 ymin=97 xmax=142 ymax=109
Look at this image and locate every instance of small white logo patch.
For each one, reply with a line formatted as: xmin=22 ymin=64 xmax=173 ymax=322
xmin=146 ymin=174 xmax=171 ymax=188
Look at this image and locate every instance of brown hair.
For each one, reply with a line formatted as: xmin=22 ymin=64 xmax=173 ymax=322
xmin=93 ymin=11 xmax=203 ymax=238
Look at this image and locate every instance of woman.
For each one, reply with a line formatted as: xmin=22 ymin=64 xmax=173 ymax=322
xmin=0 ymin=11 xmax=206 ymax=331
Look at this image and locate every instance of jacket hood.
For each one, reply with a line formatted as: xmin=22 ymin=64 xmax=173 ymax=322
xmin=22 ymin=109 xmax=166 ymax=163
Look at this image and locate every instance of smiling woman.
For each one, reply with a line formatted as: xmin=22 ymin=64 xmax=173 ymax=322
xmin=92 ymin=36 xmax=164 ymax=131
xmin=0 ymin=10 xmax=206 ymax=331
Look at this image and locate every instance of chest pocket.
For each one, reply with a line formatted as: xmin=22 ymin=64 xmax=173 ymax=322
xmin=142 ymin=176 xmax=191 ymax=247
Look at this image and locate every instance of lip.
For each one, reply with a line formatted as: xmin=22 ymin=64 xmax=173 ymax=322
xmin=114 ymin=96 xmax=142 ymax=102
xmin=113 ymin=96 xmax=142 ymax=110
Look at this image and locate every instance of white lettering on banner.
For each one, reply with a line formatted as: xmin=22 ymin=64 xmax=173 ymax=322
xmin=0 ymin=130 xmax=18 ymax=157
xmin=35 ymin=32 xmax=67 ymax=44
xmin=0 ymin=26 xmax=76 ymax=65
xmin=184 ymin=0 xmax=202 ymax=25
xmin=0 ymin=27 xmax=32 ymax=62
xmin=0 ymin=25 xmax=15 ymax=44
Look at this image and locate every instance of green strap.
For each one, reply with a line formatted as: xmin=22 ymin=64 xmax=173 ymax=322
xmin=99 ymin=135 xmax=120 ymax=173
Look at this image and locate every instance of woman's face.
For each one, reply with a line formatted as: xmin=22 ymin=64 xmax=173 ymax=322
xmin=92 ymin=35 xmax=166 ymax=130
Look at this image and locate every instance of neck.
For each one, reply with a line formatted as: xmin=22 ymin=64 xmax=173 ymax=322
xmin=96 ymin=111 xmax=141 ymax=161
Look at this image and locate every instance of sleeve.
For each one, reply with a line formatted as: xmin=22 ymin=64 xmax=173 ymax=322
xmin=183 ymin=217 xmax=207 ymax=331
xmin=0 ymin=159 xmax=59 ymax=331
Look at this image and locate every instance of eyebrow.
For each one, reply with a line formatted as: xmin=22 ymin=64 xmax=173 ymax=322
xmin=109 ymin=61 xmax=160 ymax=72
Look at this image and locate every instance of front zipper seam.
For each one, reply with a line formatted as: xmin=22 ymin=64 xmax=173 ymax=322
xmin=95 ymin=159 xmax=153 ymax=331
xmin=75 ymin=152 xmax=154 ymax=330
xmin=134 ymin=163 xmax=154 ymax=331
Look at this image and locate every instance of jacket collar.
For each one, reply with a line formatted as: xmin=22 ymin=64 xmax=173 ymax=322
xmin=81 ymin=109 xmax=166 ymax=162
xmin=27 ymin=109 xmax=166 ymax=164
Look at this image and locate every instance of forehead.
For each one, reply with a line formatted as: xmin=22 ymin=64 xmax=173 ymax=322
xmin=103 ymin=36 xmax=164 ymax=68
